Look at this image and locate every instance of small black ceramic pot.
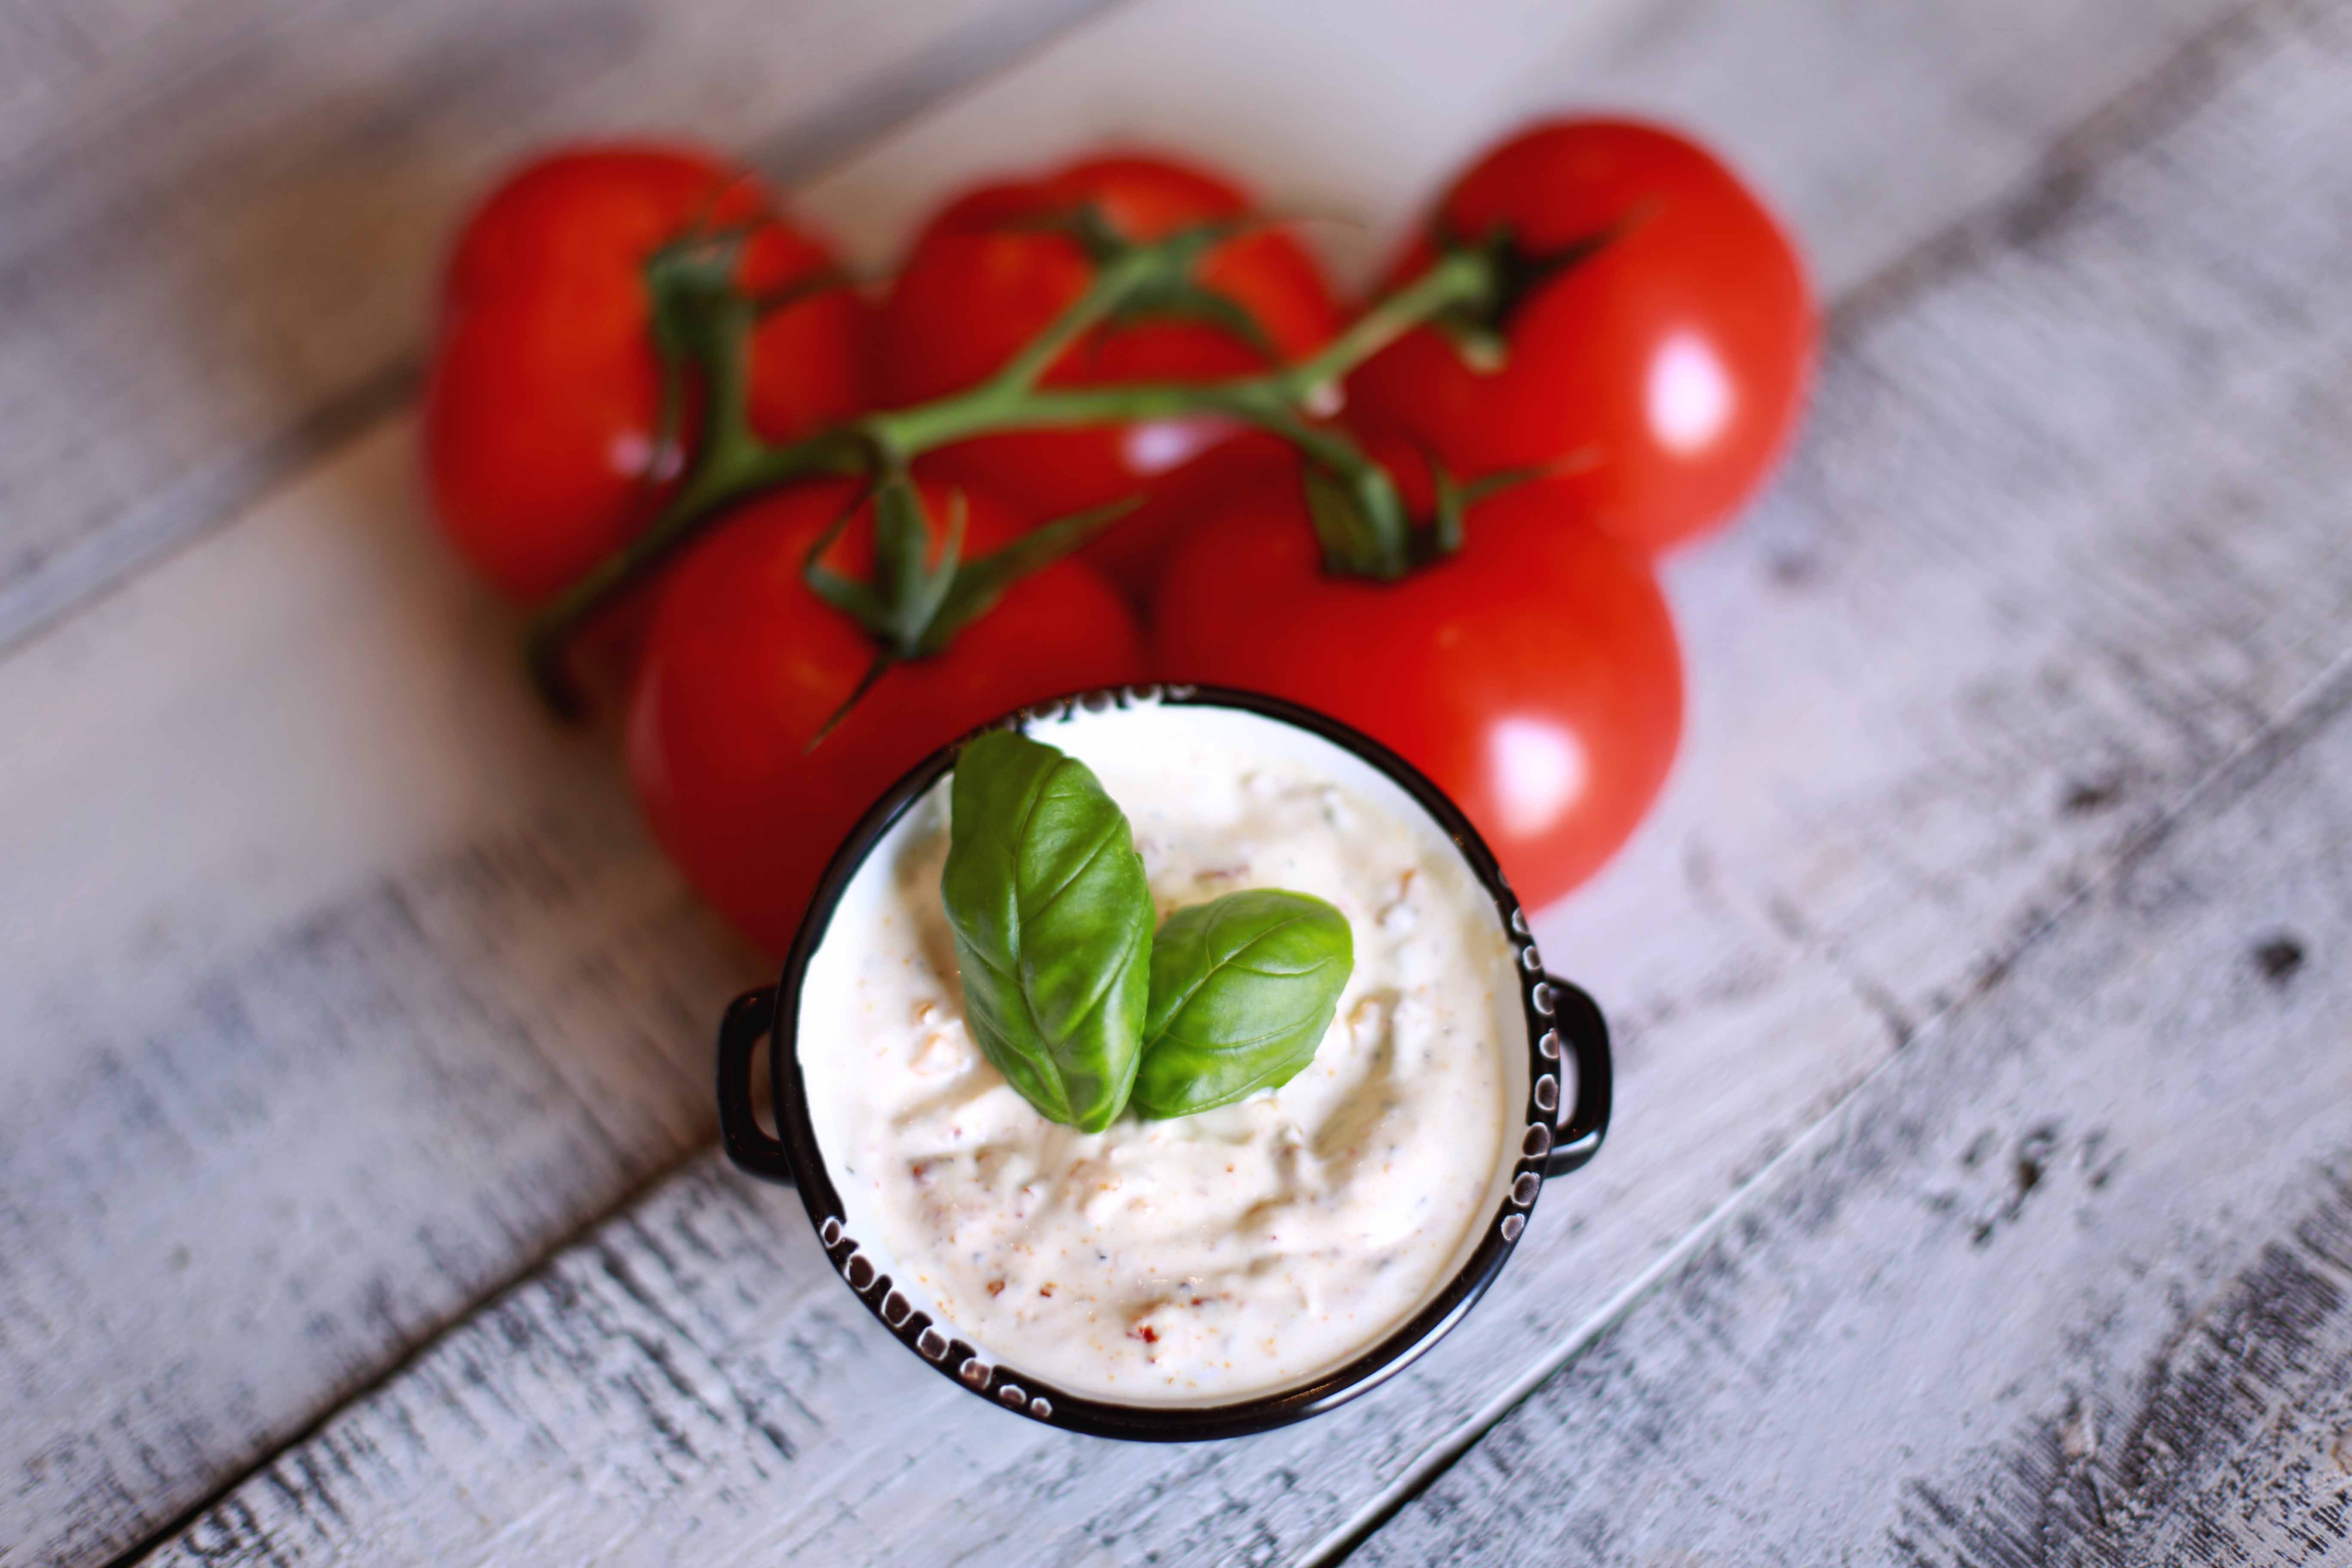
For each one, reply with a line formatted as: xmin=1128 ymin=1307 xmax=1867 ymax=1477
xmin=714 ymin=684 xmax=1611 ymax=1442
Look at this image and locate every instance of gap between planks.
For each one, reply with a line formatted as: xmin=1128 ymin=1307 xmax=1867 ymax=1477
xmin=43 ymin=3 xmax=1127 ymax=1544
xmin=0 ymin=0 xmax=1120 ymax=666
xmin=1342 ymin=555 xmax=2352 ymax=1567
xmin=1297 ymin=7 xmax=2337 ymax=1548
xmin=1302 ymin=632 xmax=2352 ymax=1568
xmin=2 ymin=9 xmax=1126 ymax=1566
xmin=86 ymin=1141 xmax=714 ymax=1568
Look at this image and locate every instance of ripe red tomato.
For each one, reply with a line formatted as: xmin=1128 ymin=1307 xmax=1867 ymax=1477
xmin=1348 ymin=119 xmax=1814 ymax=555
xmin=628 ymin=478 xmax=1147 ymax=955
xmin=424 ymin=144 xmax=867 ymax=602
xmin=875 ymin=152 xmax=1343 ymax=593
xmin=1152 ymin=464 xmax=1682 ymax=907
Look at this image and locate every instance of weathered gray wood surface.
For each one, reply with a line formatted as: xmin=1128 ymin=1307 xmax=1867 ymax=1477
xmin=797 ymin=0 xmax=2233 ymax=300
xmin=83 ymin=1 xmax=2352 ymax=1563
xmin=0 ymin=0 xmax=1102 ymax=657
xmin=1348 ymin=6 xmax=2352 ymax=1559
xmin=0 ymin=6 xmax=1115 ymax=1561
xmin=1356 ymin=578 xmax=2352 ymax=1568
xmin=5 ymin=12 xmax=2245 ymax=1568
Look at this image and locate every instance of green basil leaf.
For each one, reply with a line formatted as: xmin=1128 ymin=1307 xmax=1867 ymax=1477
xmin=940 ymin=729 xmax=1152 ymax=1132
xmin=1133 ymin=889 xmax=1354 ymax=1119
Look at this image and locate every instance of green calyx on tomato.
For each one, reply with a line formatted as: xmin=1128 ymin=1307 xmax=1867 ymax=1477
xmin=1000 ymin=200 xmax=1284 ymax=360
xmin=625 ymin=478 xmax=1146 ymax=959
xmin=1347 ymin=119 xmax=1817 ymax=557
xmin=876 ymin=152 xmax=1350 ymax=596
xmin=424 ymin=145 xmax=868 ymax=607
xmin=1419 ymin=216 xmax=1634 ymax=373
xmin=939 ymin=731 xmax=1355 ymax=1130
xmin=638 ymin=226 xmax=853 ymax=490
xmin=524 ymin=211 xmax=1510 ymax=715
xmin=1295 ymin=429 xmax=1532 ymax=580
xmin=1300 ymin=413 xmax=1565 ymax=580
xmin=1151 ymin=459 xmax=1685 ymax=911
xmin=796 ymin=474 xmax=1138 ymax=745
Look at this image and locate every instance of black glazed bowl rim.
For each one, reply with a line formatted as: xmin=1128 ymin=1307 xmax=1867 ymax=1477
xmin=716 ymin=683 xmax=1611 ymax=1442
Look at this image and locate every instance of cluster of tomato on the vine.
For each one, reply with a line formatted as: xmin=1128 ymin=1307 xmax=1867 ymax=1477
xmin=422 ymin=122 xmax=1815 ymax=957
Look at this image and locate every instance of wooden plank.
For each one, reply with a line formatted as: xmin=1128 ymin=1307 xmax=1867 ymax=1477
xmin=0 ymin=0 xmax=2236 ymax=660
xmin=111 ymin=1 xmax=2352 ymax=1563
xmin=0 ymin=0 xmax=1105 ymax=655
xmin=1349 ymin=616 xmax=2352 ymax=1568
xmin=4 ymin=0 xmax=2295 ymax=1561
xmin=792 ymin=0 xmax=2230 ymax=294
xmin=2 ymin=15 xmax=2236 ymax=1568
xmin=0 ymin=6 xmax=1128 ymax=1560
xmin=0 ymin=422 xmax=767 ymax=1568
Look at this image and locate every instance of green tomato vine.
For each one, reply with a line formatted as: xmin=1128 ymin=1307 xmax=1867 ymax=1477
xmin=524 ymin=212 xmax=1514 ymax=718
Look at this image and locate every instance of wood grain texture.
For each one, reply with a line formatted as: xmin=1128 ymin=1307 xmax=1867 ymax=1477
xmin=794 ymin=0 xmax=2232 ymax=295
xmin=0 ymin=12 xmax=2245 ymax=1568
xmin=0 ymin=0 xmax=1104 ymax=656
xmin=1565 ymin=0 xmax=2352 ymax=1097
xmin=104 ymin=2 xmax=2352 ymax=1564
xmin=0 ymin=423 xmax=771 ymax=1568
xmin=1353 ymin=589 xmax=2352 ymax=1568
xmin=0 ymin=0 xmax=2237 ymax=662
xmin=0 ymin=6 xmax=1128 ymax=1559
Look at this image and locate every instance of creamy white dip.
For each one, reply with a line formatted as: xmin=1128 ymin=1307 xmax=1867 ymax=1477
xmin=796 ymin=701 xmax=1523 ymax=1404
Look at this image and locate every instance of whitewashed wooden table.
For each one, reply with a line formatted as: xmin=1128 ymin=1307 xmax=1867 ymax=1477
xmin=6 ymin=1 xmax=2350 ymax=1563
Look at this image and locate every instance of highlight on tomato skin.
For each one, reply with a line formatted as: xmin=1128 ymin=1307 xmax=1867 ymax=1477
xmin=1347 ymin=118 xmax=1816 ymax=558
xmin=412 ymin=122 xmax=1807 ymax=933
xmin=875 ymin=150 xmax=1344 ymax=592
xmin=625 ymin=478 xmax=1148 ymax=958
xmin=422 ymin=144 xmax=868 ymax=603
xmin=1149 ymin=461 xmax=1684 ymax=910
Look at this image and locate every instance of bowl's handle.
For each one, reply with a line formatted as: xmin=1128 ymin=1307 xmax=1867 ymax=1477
xmin=1541 ymin=974 xmax=1612 ymax=1177
xmin=716 ymin=985 xmax=796 ymax=1185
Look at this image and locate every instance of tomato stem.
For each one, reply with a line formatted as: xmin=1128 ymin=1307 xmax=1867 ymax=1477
xmin=524 ymin=427 xmax=863 ymax=715
xmin=523 ymin=228 xmax=1496 ymax=715
xmin=980 ymin=239 xmax=1169 ymax=398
